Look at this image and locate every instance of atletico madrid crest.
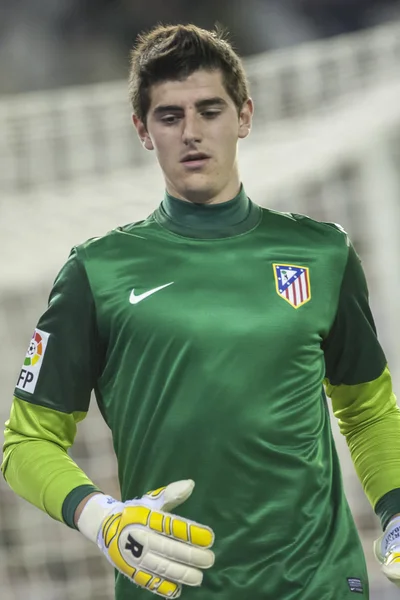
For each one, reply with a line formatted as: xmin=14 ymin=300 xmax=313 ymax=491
xmin=273 ymin=264 xmax=311 ymax=309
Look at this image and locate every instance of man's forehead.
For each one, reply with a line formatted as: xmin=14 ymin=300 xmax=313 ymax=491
xmin=149 ymin=70 xmax=230 ymax=109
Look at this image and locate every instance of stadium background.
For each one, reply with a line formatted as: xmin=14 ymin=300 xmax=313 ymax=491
xmin=1 ymin=1 xmax=400 ymax=598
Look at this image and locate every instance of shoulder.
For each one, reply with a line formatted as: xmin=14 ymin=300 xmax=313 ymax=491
xmin=73 ymin=216 xmax=153 ymax=261
xmin=293 ymin=212 xmax=350 ymax=246
xmin=261 ymin=207 xmax=350 ymax=249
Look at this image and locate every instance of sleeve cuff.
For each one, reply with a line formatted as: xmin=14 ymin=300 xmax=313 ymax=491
xmin=62 ymin=484 xmax=102 ymax=529
xmin=375 ymin=488 xmax=400 ymax=530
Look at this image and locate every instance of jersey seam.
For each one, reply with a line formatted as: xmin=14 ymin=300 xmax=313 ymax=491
xmin=73 ymin=246 xmax=104 ymax=384
xmin=322 ymin=242 xmax=351 ymax=344
xmin=152 ymin=209 xmax=263 ymax=242
xmin=13 ymin=391 xmax=87 ymax=416
xmin=73 ymin=247 xmax=109 ymax=420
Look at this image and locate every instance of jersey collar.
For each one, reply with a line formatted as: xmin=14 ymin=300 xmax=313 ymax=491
xmin=154 ymin=185 xmax=261 ymax=239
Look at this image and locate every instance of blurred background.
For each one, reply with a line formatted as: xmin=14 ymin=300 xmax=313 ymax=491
xmin=1 ymin=1 xmax=400 ymax=598
xmin=1 ymin=0 xmax=400 ymax=94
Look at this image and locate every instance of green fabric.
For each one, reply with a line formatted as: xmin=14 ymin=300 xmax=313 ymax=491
xmin=13 ymin=251 xmax=104 ymax=414
xmin=375 ymin=488 xmax=400 ymax=529
xmin=326 ymin=367 xmax=400 ymax=509
xmin=323 ymin=243 xmax=400 ymax=523
xmin=322 ymin=237 xmax=386 ymax=385
xmin=62 ymin=484 xmax=103 ymax=529
xmin=5 ymin=193 xmax=399 ymax=598
xmin=1 ymin=397 xmax=98 ymax=523
xmin=156 ymin=185 xmax=262 ymax=238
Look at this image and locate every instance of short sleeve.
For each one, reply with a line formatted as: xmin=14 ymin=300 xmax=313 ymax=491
xmin=323 ymin=243 xmax=387 ymax=386
xmin=14 ymin=248 xmax=103 ymax=414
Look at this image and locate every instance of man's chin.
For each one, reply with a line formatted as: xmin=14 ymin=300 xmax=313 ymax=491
xmin=175 ymin=185 xmax=217 ymax=205
xmin=182 ymin=188 xmax=216 ymax=204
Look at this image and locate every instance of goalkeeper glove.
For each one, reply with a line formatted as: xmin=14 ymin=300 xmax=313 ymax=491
xmin=77 ymin=479 xmax=215 ymax=598
xmin=374 ymin=515 xmax=400 ymax=585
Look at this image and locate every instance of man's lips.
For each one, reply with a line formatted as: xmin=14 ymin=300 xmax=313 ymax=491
xmin=180 ymin=152 xmax=210 ymax=163
xmin=180 ymin=153 xmax=210 ymax=168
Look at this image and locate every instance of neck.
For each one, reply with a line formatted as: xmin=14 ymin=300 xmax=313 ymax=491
xmin=165 ymin=172 xmax=241 ymax=206
xmin=154 ymin=184 xmax=262 ymax=239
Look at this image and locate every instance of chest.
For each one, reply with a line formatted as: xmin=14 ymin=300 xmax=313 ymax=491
xmin=90 ymin=239 xmax=339 ymax=359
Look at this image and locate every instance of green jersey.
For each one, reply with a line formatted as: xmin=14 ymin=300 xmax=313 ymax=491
xmin=5 ymin=187 xmax=399 ymax=599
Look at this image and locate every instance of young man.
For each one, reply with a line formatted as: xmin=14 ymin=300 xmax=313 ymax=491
xmin=2 ymin=23 xmax=400 ymax=600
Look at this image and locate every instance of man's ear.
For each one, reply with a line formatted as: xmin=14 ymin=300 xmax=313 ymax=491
xmin=132 ymin=114 xmax=154 ymax=151
xmin=238 ymin=98 xmax=254 ymax=140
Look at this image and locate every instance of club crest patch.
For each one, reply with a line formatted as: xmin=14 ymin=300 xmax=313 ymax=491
xmin=273 ymin=264 xmax=311 ymax=309
xmin=15 ymin=328 xmax=50 ymax=394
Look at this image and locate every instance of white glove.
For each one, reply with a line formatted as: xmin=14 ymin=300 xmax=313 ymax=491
xmin=374 ymin=515 xmax=400 ymax=586
xmin=77 ymin=480 xmax=215 ymax=598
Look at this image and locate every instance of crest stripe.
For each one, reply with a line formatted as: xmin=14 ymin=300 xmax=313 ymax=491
xmin=273 ymin=263 xmax=311 ymax=309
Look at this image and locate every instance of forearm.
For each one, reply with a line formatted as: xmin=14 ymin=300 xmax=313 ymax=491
xmin=2 ymin=397 xmax=99 ymax=525
xmin=344 ymin=408 xmax=400 ymax=510
xmin=327 ymin=366 xmax=400 ymax=511
xmin=2 ymin=436 xmax=99 ymax=523
xmin=73 ymin=492 xmax=103 ymax=527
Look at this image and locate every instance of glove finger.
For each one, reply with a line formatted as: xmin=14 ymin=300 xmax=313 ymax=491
xmin=144 ymin=480 xmax=195 ymax=512
xmin=128 ymin=568 xmax=182 ymax=598
xmin=141 ymin=551 xmax=204 ymax=586
xmin=119 ymin=505 xmax=214 ymax=548
xmin=103 ymin=536 xmax=182 ymax=597
xmin=147 ymin=577 xmax=182 ymax=598
xmin=382 ymin=552 xmax=400 ymax=585
xmin=133 ymin=528 xmax=215 ymax=568
xmin=156 ymin=511 xmax=214 ymax=549
xmin=149 ymin=578 xmax=182 ymax=598
xmin=373 ymin=536 xmax=383 ymax=562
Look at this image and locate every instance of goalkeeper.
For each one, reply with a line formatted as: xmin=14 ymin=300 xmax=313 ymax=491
xmin=3 ymin=23 xmax=400 ymax=600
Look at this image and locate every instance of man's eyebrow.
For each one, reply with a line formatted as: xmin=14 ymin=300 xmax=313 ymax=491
xmin=195 ymin=97 xmax=227 ymax=110
xmin=153 ymin=104 xmax=182 ymax=116
xmin=152 ymin=97 xmax=228 ymax=116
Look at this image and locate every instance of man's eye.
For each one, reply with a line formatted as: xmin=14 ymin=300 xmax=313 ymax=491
xmin=161 ymin=115 xmax=179 ymax=124
xmin=202 ymin=110 xmax=220 ymax=119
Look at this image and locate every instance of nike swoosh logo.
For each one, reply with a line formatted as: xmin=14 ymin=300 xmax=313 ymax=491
xmin=129 ymin=282 xmax=174 ymax=305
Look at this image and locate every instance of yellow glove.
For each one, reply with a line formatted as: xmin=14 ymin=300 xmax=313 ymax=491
xmin=374 ymin=516 xmax=400 ymax=586
xmin=78 ymin=480 xmax=215 ymax=598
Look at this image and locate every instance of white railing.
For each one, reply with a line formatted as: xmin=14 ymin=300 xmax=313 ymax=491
xmin=0 ymin=21 xmax=399 ymax=191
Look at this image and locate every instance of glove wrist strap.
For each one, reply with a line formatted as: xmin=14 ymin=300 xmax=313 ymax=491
xmin=382 ymin=516 xmax=400 ymax=556
xmin=77 ymin=494 xmax=119 ymax=544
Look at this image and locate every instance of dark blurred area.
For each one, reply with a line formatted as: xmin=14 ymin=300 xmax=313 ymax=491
xmin=1 ymin=0 xmax=400 ymax=94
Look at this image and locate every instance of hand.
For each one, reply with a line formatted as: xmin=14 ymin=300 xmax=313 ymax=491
xmin=374 ymin=515 xmax=400 ymax=586
xmin=77 ymin=480 xmax=215 ymax=598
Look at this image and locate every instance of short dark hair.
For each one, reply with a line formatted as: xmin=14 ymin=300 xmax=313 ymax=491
xmin=129 ymin=24 xmax=250 ymax=123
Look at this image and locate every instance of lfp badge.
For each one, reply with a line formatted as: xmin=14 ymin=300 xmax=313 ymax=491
xmin=24 ymin=330 xmax=44 ymax=367
xmin=273 ymin=264 xmax=311 ymax=309
xmin=16 ymin=328 xmax=50 ymax=393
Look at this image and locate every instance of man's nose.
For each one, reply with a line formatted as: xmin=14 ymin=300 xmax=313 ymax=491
xmin=182 ymin=113 xmax=202 ymax=145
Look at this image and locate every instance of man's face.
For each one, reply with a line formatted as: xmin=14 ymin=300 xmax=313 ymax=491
xmin=133 ymin=69 xmax=253 ymax=204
